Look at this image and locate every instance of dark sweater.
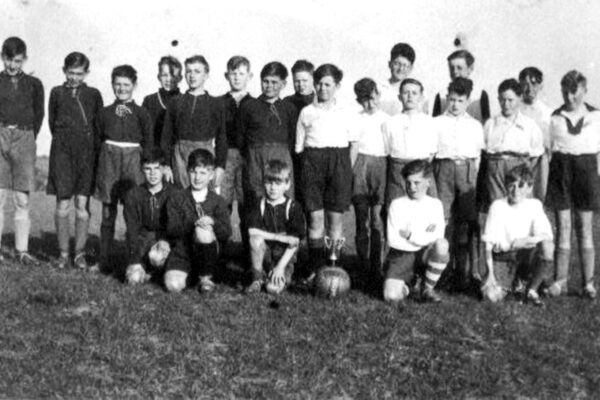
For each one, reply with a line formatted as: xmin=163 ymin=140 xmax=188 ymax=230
xmin=219 ymin=92 xmax=252 ymax=150
xmin=95 ymin=100 xmax=154 ymax=151
xmin=160 ymin=92 xmax=227 ymax=168
xmin=142 ymin=88 xmax=181 ymax=147
xmin=240 ymin=95 xmax=298 ymax=149
xmin=48 ymin=83 xmax=103 ymax=141
xmin=247 ymin=196 xmax=306 ymax=239
xmin=0 ymin=71 xmax=45 ymax=135
xmin=284 ymin=92 xmax=314 ymax=112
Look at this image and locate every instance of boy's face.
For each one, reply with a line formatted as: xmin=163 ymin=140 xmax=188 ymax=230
xmin=264 ymin=174 xmax=291 ymax=201
xmin=388 ymin=56 xmax=413 ymax=82
xmin=446 ymin=92 xmax=469 ymax=116
xmin=399 ymin=83 xmax=423 ymax=111
xmin=261 ymin=75 xmax=285 ymax=100
xmin=188 ymin=165 xmax=214 ymax=191
xmin=507 ymin=179 xmax=532 ymax=205
xmin=448 ymin=57 xmax=473 ymax=80
xmin=142 ymin=162 xmax=165 ymax=187
xmin=498 ymin=89 xmax=521 ymax=118
xmin=405 ymin=171 xmax=429 ymax=200
xmin=520 ymin=76 xmax=542 ymax=105
xmin=185 ymin=62 xmax=209 ymax=90
xmin=2 ymin=54 xmax=26 ymax=76
xmin=293 ymin=71 xmax=314 ymax=96
xmin=562 ymin=83 xmax=586 ymax=111
xmin=63 ymin=66 xmax=88 ymax=88
xmin=358 ymin=90 xmax=380 ymax=114
xmin=225 ymin=65 xmax=252 ymax=92
xmin=316 ymin=76 xmax=339 ymax=103
xmin=158 ymin=64 xmax=181 ymax=91
xmin=112 ymin=76 xmax=135 ymax=102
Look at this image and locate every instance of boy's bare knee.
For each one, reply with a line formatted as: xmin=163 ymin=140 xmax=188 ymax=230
xmin=540 ymin=240 xmax=554 ymax=260
xmin=433 ymin=238 xmax=449 ymax=257
xmin=164 ymin=270 xmax=188 ymax=292
xmin=249 ymin=235 xmax=265 ymax=250
xmin=126 ymin=264 xmax=148 ymax=285
xmin=383 ymin=279 xmax=409 ymax=303
xmin=148 ymin=240 xmax=170 ymax=268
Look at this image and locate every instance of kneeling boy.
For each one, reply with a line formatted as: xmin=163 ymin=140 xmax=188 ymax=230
xmin=246 ymin=160 xmax=305 ymax=294
xmin=481 ymin=164 xmax=553 ymax=306
xmin=163 ymin=149 xmax=231 ymax=293
xmin=384 ymin=160 xmax=449 ymax=304
xmin=123 ymin=148 xmax=176 ymax=284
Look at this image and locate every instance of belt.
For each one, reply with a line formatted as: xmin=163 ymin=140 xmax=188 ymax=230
xmin=0 ymin=122 xmax=33 ymax=130
xmin=105 ymin=140 xmax=140 ymax=148
xmin=485 ymin=151 xmax=530 ymax=160
xmin=436 ymin=157 xmax=477 ymax=165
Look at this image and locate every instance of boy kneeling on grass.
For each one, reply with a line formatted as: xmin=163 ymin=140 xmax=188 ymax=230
xmin=481 ymin=164 xmax=553 ymax=306
xmin=123 ymin=148 xmax=176 ymax=284
xmin=384 ymin=160 xmax=449 ymax=304
xmin=246 ymin=160 xmax=305 ymax=294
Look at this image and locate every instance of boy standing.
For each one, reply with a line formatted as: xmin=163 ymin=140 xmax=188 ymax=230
xmin=0 ymin=37 xmax=44 ymax=265
xmin=123 ymin=148 xmax=176 ymax=284
xmin=142 ymin=56 xmax=182 ymax=147
xmin=246 ymin=160 xmax=305 ymax=294
xmin=163 ymin=149 xmax=231 ymax=293
xmin=432 ymin=50 xmax=490 ymax=125
xmin=481 ymin=165 xmax=554 ymax=306
xmin=48 ymin=52 xmax=103 ymax=269
xmin=384 ymin=160 xmax=449 ymax=304
xmin=161 ymin=55 xmax=226 ymax=189
xmin=433 ymin=77 xmax=484 ymax=289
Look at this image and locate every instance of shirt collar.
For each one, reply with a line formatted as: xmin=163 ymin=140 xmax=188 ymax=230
xmin=258 ymin=94 xmax=280 ymax=105
xmin=265 ymin=196 xmax=287 ymax=206
xmin=497 ymin=111 xmax=526 ymax=129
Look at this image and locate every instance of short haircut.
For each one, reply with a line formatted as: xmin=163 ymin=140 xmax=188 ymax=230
xmin=505 ymin=164 xmax=534 ymax=187
xmin=447 ymin=77 xmax=473 ymax=97
xmin=401 ymin=159 xmax=432 ymax=179
xmin=264 ymin=159 xmax=291 ymax=183
xmin=518 ymin=66 xmax=543 ymax=84
xmin=498 ymin=78 xmax=523 ymax=96
xmin=111 ymin=64 xmax=137 ymax=84
xmin=447 ymin=49 xmax=475 ymax=67
xmin=63 ymin=52 xmax=90 ymax=71
xmin=141 ymin=148 xmax=167 ymax=166
xmin=354 ymin=78 xmax=378 ymax=102
xmin=260 ymin=61 xmax=288 ymax=80
xmin=187 ymin=148 xmax=215 ymax=170
xmin=390 ymin=43 xmax=416 ymax=64
xmin=2 ymin=36 xmax=27 ymax=58
xmin=399 ymin=78 xmax=423 ymax=93
xmin=291 ymin=59 xmax=314 ymax=75
xmin=185 ymin=55 xmax=210 ymax=73
xmin=314 ymin=63 xmax=343 ymax=84
xmin=158 ymin=55 xmax=182 ymax=77
xmin=561 ymin=70 xmax=587 ymax=93
xmin=227 ymin=55 xmax=250 ymax=71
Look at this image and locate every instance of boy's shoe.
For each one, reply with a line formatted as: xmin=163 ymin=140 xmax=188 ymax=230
xmin=18 ymin=251 xmax=40 ymax=266
xmin=583 ymin=283 xmax=597 ymax=299
xmin=512 ymin=278 xmax=527 ymax=297
xmin=55 ymin=255 xmax=71 ymax=269
xmin=547 ymin=280 xmax=567 ymax=297
xmin=526 ymin=289 xmax=544 ymax=307
xmin=246 ymin=279 xmax=264 ymax=294
xmin=199 ymin=276 xmax=216 ymax=293
xmin=73 ymin=252 xmax=90 ymax=270
xmin=422 ymin=287 xmax=442 ymax=303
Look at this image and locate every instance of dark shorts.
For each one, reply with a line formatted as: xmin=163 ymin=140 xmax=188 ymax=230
xmin=47 ymin=133 xmax=95 ymax=198
xmin=0 ymin=125 xmax=36 ymax=192
xmin=254 ymin=241 xmax=296 ymax=282
xmin=545 ymin=152 xmax=600 ymax=211
xmin=386 ymin=157 xmax=437 ymax=207
xmin=244 ymin=144 xmax=294 ymax=203
xmin=491 ymin=247 xmax=539 ymax=289
xmin=95 ymin=143 xmax=144 ymax=204
xmin=433 ymin=158 xmax=478 ymax=222
xmin=301 ymin=147 xmax=352 ymax=213
xmin=385 ymin=246 xmax=433 ymax=281
xmin=352 ymin=154 xmax=386 ymax=206
xmin=221 ymin=148 xmax=244 ymax=206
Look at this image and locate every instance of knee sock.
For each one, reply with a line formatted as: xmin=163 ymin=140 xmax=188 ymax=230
xmin=425 ymin=261 xmax=447 ymax=291
xmin=369 ymin=228 xmax=383 ymax=276
xmin=554 ymin=247 xmax=570 ymax=287
xmin=74 ymin=212 xmax=90 ymax=255
xmin=100 ymin=224 xmax=115 ymax=266
xmin=580 ymin=247 xmax=595 ymax=286
xmin=308 ymin=237 xmax=325 ymax=274
xmin=55 ymin=213 xmax=71 ymax=256
xmin=14 ymin=207 xmax=30 ymax=253
xmin=529 ymin=259 xmax=553 ymax=291
xmin=196 ymin=242 xmax=219 ymax=278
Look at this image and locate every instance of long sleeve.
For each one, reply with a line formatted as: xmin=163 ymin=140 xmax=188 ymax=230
xmin=48 ymin=87 xmax=58 ymax=135
xmin=211 ymin=195 xmax=232 ymax=241
xmin=529 ymin=121 xmax=544 ymax=157
xmin=139 ymin=107 xmax=154 ymax=150
xmin=214 ymin=103 xmax=228 ymax=168
xmin=407 ymin=200 xmax=445 ymax=247
xmin=288 ymin=103 xmax=299 ymax=153
xmin=123 ymin=189 xmax=144 ymax=264
xmin=161 ymin=100 xmax=177 ymax=156
xmin=166 ymin=194 xmax=192 ymax=239
xmin=295 ymin=109 xmax=307 ymax=153
xmin=32 ymin=78 xmax=45 ymax=137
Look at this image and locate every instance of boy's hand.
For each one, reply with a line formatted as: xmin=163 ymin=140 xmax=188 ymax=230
xmin=282 ymin=236 xmax=300 ymax=248
xmin=163 ymin=166 xmax=174 ymax=183
xmin=268 ymin=266 xmax=286 ymax=288
xmin=425 ymin=224 xmax=436 ymax=233
xmin=196 ymin=216 xmax=214 ymax=229
xmin=399 ymin=229 xmax=411 ymax=239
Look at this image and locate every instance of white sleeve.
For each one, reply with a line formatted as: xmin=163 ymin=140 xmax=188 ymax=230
xmin=483 ymin=118 xmax=493 ymax=149
xmin=408 ymin=199 xmax=445 ymax=247
xmin=482 ymin=201 xmax=509 ymax=251
xmin=295 ymin=109 xmax=307 ymax=153
xmin=529 ymin=121 xmax=545 ymax=157
xmin=532 ymin=201 xmax=553 ymax=240
xmin=474 ymin=122 xmax=485 ymax=153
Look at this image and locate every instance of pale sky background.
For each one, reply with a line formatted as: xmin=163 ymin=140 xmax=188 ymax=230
xmin=3 ymin=0 xmax=600 ymax=155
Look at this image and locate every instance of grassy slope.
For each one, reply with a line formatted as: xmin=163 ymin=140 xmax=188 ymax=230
xmin=0 ymin=192 xmax=599 ymax=399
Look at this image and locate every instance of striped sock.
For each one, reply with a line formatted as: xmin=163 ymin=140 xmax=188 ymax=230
xmin=425 ymin=261 xmax=447 ymax=290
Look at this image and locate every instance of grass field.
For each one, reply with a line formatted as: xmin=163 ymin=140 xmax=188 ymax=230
xmin=1 ymin=188 xmax=600 ymax=399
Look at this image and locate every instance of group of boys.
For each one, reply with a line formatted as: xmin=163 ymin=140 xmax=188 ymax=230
xmin=1 ymin=35 xmax=597 ymax=306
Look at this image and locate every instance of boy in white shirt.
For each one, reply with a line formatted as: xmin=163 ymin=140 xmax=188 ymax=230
xmin=384 ymin=160 xmax=449 ymax=304
xmin=352 ymin=78 xmax=389 ymax=285
xmin=433 ymin=77 xmax=484 ymax=291
xmin=481 ymin=165 xmax=554 ymax=306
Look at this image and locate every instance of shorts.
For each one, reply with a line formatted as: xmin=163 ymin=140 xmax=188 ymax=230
xmin=386 ymin=157 xmax=437 ymax=206
xmin=491 ymin=247 xmax=540 ymax=289
xmin=301 ymin=147 xmax=352 ymax=213
xmin=433 ymin=158 xmax=478 ymax=222
xmin=172 ymin=139 xmax=214 ymax=189
xmin=545 ymin=152 xmax=600 ymax=211
xmin=221 ymin=148 xmax=244 ymax=206
xmin=352 ymin=154 xmax=386 ymax=206
xmin=0 ymin=125 xmax=36 ymax=192
xmin=47 ymin=132 xmax=95 ymax=198
xmin=95 ymin=142 xmax=144 ymax=204
xmin=244 ymin=143 xmax=294 ymax=203
xmin=252 ymin=241 xmax=296 ymax=282
xmin=385 ymin=243 xmax=446 ymax=281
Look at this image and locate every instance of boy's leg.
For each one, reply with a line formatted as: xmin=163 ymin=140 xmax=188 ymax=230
xmin=550 ymin=209 xmax=571 ymax=296
xmin=193 ymin=227 xmax=219 ymax=292
xmin=99 ymin=202 xmax=118 ymax=271
xmin=55 ymin=198 xmax=72 ymax=266
xmin=307 ymin=210 xmax=326 ymax=275
xmin=528 ymin=240 xmax=554 ymax=292
xmin=0 ymin=189 xmax=8 ymax=253
xmin=352 ymin=197 xmax=370 ymax=269
xmin=383 ymin=249 xmax=415 ymax=304
xmin=576 ymin=210 xmax=596 ymax=296
xmin=422 ymin=238 xmax=450 ymax=302
xmin=369 ymin=204 xmax=384 ymax=279
xmin=164 ymin=269 xmax=188 ymax=293
xmin=74 ymin=195 xmax=91 ymax=268
xmin=13 ymin=191 xmax=33 ymax=258
xmin=126 ymin=263 xmax=151 ymax=285
xmin=249 ymin=234 xmax=267 ymax=284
